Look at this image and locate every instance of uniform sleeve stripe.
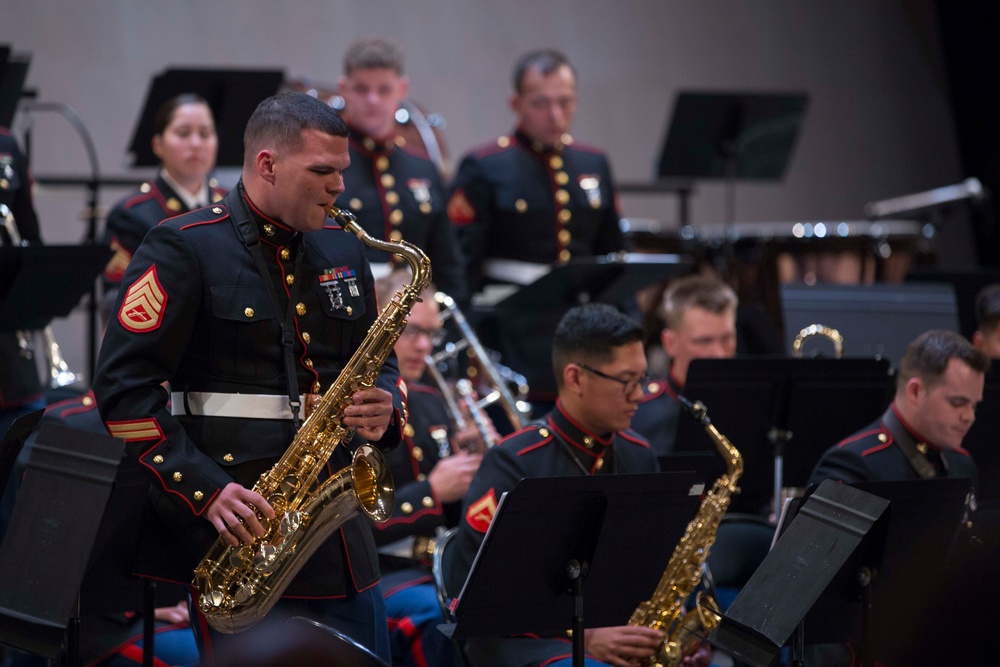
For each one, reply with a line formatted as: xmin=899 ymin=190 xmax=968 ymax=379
xmin=107 ymin=419 xmax=164 ymax=441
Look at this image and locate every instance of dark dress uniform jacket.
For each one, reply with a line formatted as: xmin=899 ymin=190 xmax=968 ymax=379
xmin=94 ymin=185 xmax=405 ymax=597
xmin=102 ymin=174 xmax=226 ymax=290
xmin=631 ymin=370 xmax=685 ymax=458
xmin=448 ymin=129 xmax=623 ymax=292
xmin=342 ymin=126 xmax=466 ymax=301
xmin=450 ymin=400 xmax=657 ymax=666
xmin=809 ymin=403 xmax=977 ymax=487
xmin=0 ymin=128 xmax=44 ymax=409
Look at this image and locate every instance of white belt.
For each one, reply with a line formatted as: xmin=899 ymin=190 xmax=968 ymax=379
xmin=171 ymin=391 xmax=305 ymax=420
xmin=482 ymin=259 xmax=550 ymax=286
xmin=369 ymin=262 xmax=393 ymax=280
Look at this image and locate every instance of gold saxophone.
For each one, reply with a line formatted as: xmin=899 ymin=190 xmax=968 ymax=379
xmin=192 ymin=205 xmax=432 ymax=633
xmin=629 ymin=396 xmax=743 ymax=667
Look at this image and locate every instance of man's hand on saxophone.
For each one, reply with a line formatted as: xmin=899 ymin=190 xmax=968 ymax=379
xmin=206 ymin=483 xmax=276 ymax=547
xmin=343 ymin=386 xmax=395 ymax=441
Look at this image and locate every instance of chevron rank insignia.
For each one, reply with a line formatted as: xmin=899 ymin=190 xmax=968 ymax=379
xmin=119 ymin=265 xmax=167 ymax=333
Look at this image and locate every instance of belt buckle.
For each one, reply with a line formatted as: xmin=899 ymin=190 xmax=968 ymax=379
xmin=303 ymin=393 xmax=323 ymax=421
xmin=411 ymin=535 xmax=437 ymax=564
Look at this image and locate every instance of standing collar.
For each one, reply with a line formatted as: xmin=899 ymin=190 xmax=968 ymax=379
xmin=513 ymin=128 xmax=574 ymax=155
xmin=237 ymin=183 xmax=300 ymax=248
xmin=348 ymin=124 xmax=399 ymax=154
xmin=547 ymin=399 xmax=615 ymax=463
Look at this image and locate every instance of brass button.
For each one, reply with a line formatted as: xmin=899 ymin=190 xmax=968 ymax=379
xmin=647 ymin=382 xmax=660 ymax=394
xmin=595 ymin=458 xmax=604 ymax=471
xmin=550 ymin=155 xmax=564 ymax=169
xmin=363 ymin=138 xmax=376 ymax=150
xmin=394 ymin=135 xmax=406 ymax=147
xmin=376 ymin=156 xmax=390 ymax=171
xmin=302 ymin=332 xmax=311 ymax=344
xmin=304 ymin=358 xmax=314 ymax=368
xmin=166 ymin=197 xmax=181 ymax=212
xmin=194 ymin=491 xmax=204 ymax=501
xmin=244 ymin=307 xmax=255 ymax=318
xmin=583 ymin=436 xmax=594 ymax=449
xmin=212 ymin=206 xmax=223 ymax=215
xmin=212 ymin=192 xmax=223 ymax=203
xmin=223 ymin=453 xmax=234 ymax=462
xmin=422 ymin=496 xmax=434 ymax=508
xmin=515 ymin=199 xmax=528 ymax=213
xmin=558 ymin=209 xmax=572 ymax=223
xmin=389 ymin=209 xmax=404 ymax=225
xmin=412 ymin=446 xmax=424 ymax=461
xmin=390 ymin=230 xmax=403 ymax=242
xmin=404 ymin=423 xmax=415 ymax=437
xmin=264 ymin=224 xmax=275 ymax=237
xmin=346 ymin=306 xmax=353 ymax=316
xmin=385 ymin=191 xmax=399 ymax=206
xmin=0 ymin=178 xmax=7 ymax=189
xmin=401 ymin=502 xmax=413 ymax=514
xmin=312 ymin=381 xmax=322 ymax=393
xmin=417 ymin=473 xmax=427 ymax=482
xmin=555 ymin=189 xmax=570 ymax=205
xmin=140 ymin=182 xmax=151 ymax=193
xmin=152 ymin=455 xmax=164 ymax=464
xmin=560 ymin=133 xmax=573 ymax=146
xmin=497 ymin=135 xmax=510 ymax=148
xmin=558 ymin=229 xmax=572 ymax=245
xmin=296 ymin=303 xmax=307 ymax=316
xmin=349 ymin=197 xmax=363 ymax=210
xmin=419 ymin=202 xmax=432 ymax=214
xmin=555 ymin=171 xmax=569 ymax=185
xmin=82 ymin=395 xmax=94 ymax=406
xmin=173 ymin=472 xmax=183 ymax=482
xmin=916 ymin=442 xmax=928 ymax=455
xmin=878 ymin=433 xmax=888 ymax=443
xmin=538 ymin=428 xmax=550 ymax=438
xmin=558 ymin=249 xmax=572 ymax=263
xmin=280 ymin=248 xmax=291 ymax=260
xmin=286 ymin=274 xmax=295 ymax=285
xmin=381 ymin=174 xmax=395 ymax=188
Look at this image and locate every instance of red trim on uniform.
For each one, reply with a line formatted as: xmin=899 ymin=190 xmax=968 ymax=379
xmin=617 ymin=430 xmax=651 ymax=448
xmin=106 ymin=418 xmax=165 ymax=442
xmin=517 ymin=435 xmax=554 ymax=456
xmin=177 ymin=216 xmax=227 ymax=231
xmin=243 ymin=191 xmax=294 ymax=233
xmin=860 ymin=441 xmax=894 ymax=457
xmin=837 ymin=427 xmax=885 ymax=449
xmin=891 ymin=403 xmax=943 ymax=451
xmin=383 ymin=573 xmax=434 ymax=597
xmin=85 ymin=622 xmax=186 ymax=667
xmin=386 ymin=616 xmax=430 ymax=667
xmin=470 ymin=136 xmax=514 ymax=159
xmin=376 ymin=505 xmax=443 ymax=529
xmin=193 ymin=600 xmax=214 ymax=664
xmin=59 ymin=401 xmax=100 ymax=419
xmin=115 ymin=641 xmax=171 ymax=667
xmin=121 ymin=189 xmax=159 ymax=210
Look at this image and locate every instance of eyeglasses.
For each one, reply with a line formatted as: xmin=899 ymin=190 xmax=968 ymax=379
xmin=579 ymin=363 xmax=649 ymax=395
xmin=400 ymin=324 xmax=446 ymax=347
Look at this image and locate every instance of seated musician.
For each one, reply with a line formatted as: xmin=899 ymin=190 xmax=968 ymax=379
xmin=448 ymin=303 xmax=711 ymax=667
xmin=372 ymin=270 xmax=495 ymax=667
xmin=632 ymin=275 xmax=737 ymax=456
xmin=972 ymin=282 xmax=1000 ymax=358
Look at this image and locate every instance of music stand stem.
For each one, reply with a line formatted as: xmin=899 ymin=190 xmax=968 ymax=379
xmin=567 ymin=559 xmax=587 ymax=667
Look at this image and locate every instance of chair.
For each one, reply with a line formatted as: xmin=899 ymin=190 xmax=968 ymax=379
xmin=703 ymin=513 xmax=776 ymax=611
xmin=430 ymin=526 xmax=470 ymax=666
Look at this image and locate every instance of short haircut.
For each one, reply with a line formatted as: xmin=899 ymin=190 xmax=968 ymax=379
xmin=662 ymin=275 xmax=738 ymax=330
xmin=154 ymin=93 xmax=212 ymax=136
xmin=552 ymin=304 xmax=644 ymax=387
xmin=374 ymin=268 xmax=436 ymax=310
xmin=897 ymin=329 xmax=990 ymax=391
xmin=512 ymin=49 xmax=576 ymax=93
xmin=343 ymin=36 xmax=405 ymax=75
xmin=975 ymin=283 xmax=1000 ymax=334
xmin=243 ymin=92 xmax=348 ymax=164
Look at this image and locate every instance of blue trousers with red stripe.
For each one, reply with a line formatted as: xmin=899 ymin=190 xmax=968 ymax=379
xmin=383 ymin=569 xmax=459 ymax=667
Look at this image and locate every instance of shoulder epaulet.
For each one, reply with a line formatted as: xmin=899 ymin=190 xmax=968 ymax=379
xmin=175 ymin=204 xmax=229 ymax=231
xmin=469 ymin=135 xmax=515 ymax=160
xmin=618 ymin=429 xmax=652 ymax=448
xmin=410 ymin=384 xmax=442 ymax=397
xmin=638 ymin=379 xmax=669 ymax=403
xmin=565 ymin=140 xmax=607 ymax=156
xmin=397 ymin=142 xmax=433 ymax=162
xmin=837 ymin=427 xmax=888 ymax=449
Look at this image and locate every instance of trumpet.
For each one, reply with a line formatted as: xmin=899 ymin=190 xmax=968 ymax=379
xmin=792 ymin=323 xmax=843 ymax=359
xmin=1 ymin=204 xmax=83 ymax=388
xmin=424 ymin=291 xmax=530 ymax=451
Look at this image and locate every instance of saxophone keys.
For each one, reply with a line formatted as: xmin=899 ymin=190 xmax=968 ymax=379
xmin=254 ymin=543 xmax=278 ymax=570
xmin=280 ymin=510 xmax=303 ymax=536
xmin=229 ymin=547 xmax=252 ymax=569
xmin=206 ymin=590 xmax=226 ymax=609
xmin=233 ymin=583 xmax=256 ymax=605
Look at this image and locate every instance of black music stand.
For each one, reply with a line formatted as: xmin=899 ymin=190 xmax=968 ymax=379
xmin=0 ymin=423 xmax=123 ymax=661
xmin=484 ymin=255 xmax=692 ymax=400
xmin=128 ymin=68 xmax=285 ymax=168
xmin=710 ymin=477 xmax=971 ymax=667
xmin=0 ymin=245 xmax=112 ymax=331
xmin=675 ymin=357 xmax=893 ymax=515
xmin=657 ymin=91 xmax=808 ymax=248
xmin=449 ymin=472 xmax=699 ymax=667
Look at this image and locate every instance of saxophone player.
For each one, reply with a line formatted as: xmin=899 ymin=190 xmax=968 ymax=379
xmin=372 ymin=269 xmax=495 ymax=667
xmin=94 ymin=92 xmax=405 ymax=664
xmin=449 ymin=304 xmax=711 ymax=667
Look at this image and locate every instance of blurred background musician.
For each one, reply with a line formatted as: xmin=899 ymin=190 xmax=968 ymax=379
xmin=372 ymin=270 xmax=492 ymax=667
xmin=809 ymin=329 xmax=987 ymax=487
xmin=0 ymin=127 xmax=45 ymax=449
xmin=100 ymin=93 xmax=224 ymax=316
xmin=632 ymin=275 xmax=738 ymax=456
xmin=447 ymin=48 xmax=623 ymax=294
xmin=972 ymin=282 xmax=1000 ymax=358
xmin=337 ymin=37 xmax=466 ymax=302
